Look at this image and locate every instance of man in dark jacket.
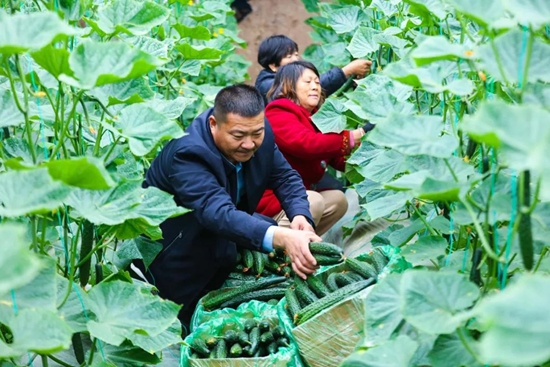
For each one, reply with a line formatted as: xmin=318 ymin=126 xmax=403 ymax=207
xmin=140 ymin=85 xmax=320 ymax=331
xmin=255 ymin=35 xmax=373 ymax=103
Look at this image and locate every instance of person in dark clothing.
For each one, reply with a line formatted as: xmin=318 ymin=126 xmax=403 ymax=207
xmin=255 ymin=35 xmax=373 ymax=104
xmin=230 ymin=0 xmax=252 ymax=23
xmin=137 ymin=85 xmax=321 ymax=333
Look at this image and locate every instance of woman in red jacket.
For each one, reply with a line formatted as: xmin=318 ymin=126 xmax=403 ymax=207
xmin=256 ymin=60 xmax=369 ymax=235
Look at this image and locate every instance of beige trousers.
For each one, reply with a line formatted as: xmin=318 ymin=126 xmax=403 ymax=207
xmin=273 ymin=190 xmax=348 ymax=236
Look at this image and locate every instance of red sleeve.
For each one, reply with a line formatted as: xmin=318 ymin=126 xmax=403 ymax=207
xmin=329 ymin=156 xmax=346 ymax=172
xmin=266 ymin=101 xmax=351 ymax=160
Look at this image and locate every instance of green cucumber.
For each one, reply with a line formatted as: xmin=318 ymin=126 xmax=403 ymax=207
xmin=335 ymin=272 xmax=356 ymax=287
xmin=265 ymin=260 xmax=281 ymax=274
xmin=309 ymin=242 xmax=343 ymax=257
xmin=271 ymin=325 xmax=285 ymax=339
xmin=295 ymin=279 xmax=376 ymax=326
xmin=214 ymin=339 xmax=227 ymax=358
xmin=285 ymin=288 xmax=302 ymax=320
xmin=189 ymin=338 xmax=210 ymax=356
xmin=219 ymin=287 xmax=285 ymax=309
xmin=345 ymin=257 xmax=378 ymax=279
xmin=518 ymin=170 xmax=534 ymax=270
xmin=237 ymin=330 xmax=251 ymax=345
xmin=224 ymin=330 xmax=238 ymax=344
xmin=277 ymin=337 xmax=290 ymax=347
xmin=202 ymin=276 xmax=286 ymax=310
xmin=267 ymin=341 xmax=278 ymax=355
xmin=236 ymin=251 xmax=242 ymax=264
xmin=248 ymin=327 xmax=260 ymax=356
xmin=229 ymin=343 xmax=242 ymax=357
xmin=294 ymin=276 xmax=319 ymax=307
xmin=205 ymin=336 xmax=218 ymax=348
xmin=243 ymin=249 xmax=254 ymax=271
xmin=260 ymin=331 xmax=274 ymax=344
xmin=259 ymin=319 xmax=271 ymax=332
xmin=243 ymin=318 xmax=257 ymax=332
xmin=326 ymin=272 xmax=340 ymax=292
xmin=306 ymin=275 xmax=331 ymax=297
xmin=371 ymin=247 xmax=389 ymax=273
xmin=345 ymin=271 xmax=365 ymax=282
xmin=313 ymin=254 xmax=344 ymax=266
xmin=252 ymin=251 xmax=267 ymax=276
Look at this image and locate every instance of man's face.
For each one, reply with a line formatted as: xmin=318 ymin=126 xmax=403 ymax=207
xmin=210 ymin=112 xmax=265 ymax=163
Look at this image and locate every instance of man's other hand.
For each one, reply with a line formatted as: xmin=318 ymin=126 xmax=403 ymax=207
xmin=273 ymin=227 xmax=321 ymax=279
xmin=290 ymin=215 xmax=315 ymax=232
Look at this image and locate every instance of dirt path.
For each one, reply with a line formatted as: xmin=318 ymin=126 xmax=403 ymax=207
xmin=235 ymin=0 xmax=315 ymax=84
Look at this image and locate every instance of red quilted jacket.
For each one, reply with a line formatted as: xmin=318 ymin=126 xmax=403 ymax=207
xmin=256 ymin=98 xmax=349 ymax=217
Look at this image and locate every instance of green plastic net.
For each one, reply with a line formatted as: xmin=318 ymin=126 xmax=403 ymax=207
xmin=181 ymin=302 xmax=301 ymax=367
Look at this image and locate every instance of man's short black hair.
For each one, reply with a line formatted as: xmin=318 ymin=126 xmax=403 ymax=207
xmin=257 ymin=35 xmax=299 ymax=69
xmin=213 ymin=84 xmax=265 ymax=123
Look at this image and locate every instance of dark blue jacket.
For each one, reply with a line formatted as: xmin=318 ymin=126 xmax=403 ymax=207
xmin=141 ymin=107 xmax=312 ymax=325
xmin=255 ymin=66 xmax=347 ymax=104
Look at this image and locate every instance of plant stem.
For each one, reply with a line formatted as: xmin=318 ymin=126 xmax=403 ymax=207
xmin=41 ymin=354 xmax=49 ymax=367
xmin=533 ymin=247 xmax=549 ymax=273
xmin=51 ymin=90 xmax=83 ymax=158
xmin=48 ymin=354 xmax=74 ymax=367
xmin=460 ymin=198 xmax=503 ymax=262
xmin=411 ymin=203 xmax=438 ymax=236
xmin=457 ymin=327 xmax=483 ymax=363
xmin=518 ymin=28 xmax=534 ymax=101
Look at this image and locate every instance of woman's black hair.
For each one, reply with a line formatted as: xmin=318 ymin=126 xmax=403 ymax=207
xmin=267 ymin=60 xmax=324 ymax=106
xmin=257 ymin=35 xmax=299 ymax=69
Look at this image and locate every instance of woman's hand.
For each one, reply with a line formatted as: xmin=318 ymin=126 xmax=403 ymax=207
xmin=342 ymin=59 xmax=373 ymax=79
xmin=351 ymin=128 xmax=365 ymax=146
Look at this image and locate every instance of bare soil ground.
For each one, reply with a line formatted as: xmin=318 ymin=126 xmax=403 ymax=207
xmin=235 ymin=0 xmax=315 ymax=83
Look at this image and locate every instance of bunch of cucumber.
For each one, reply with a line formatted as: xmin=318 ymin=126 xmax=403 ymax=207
xmin=201 ymin=276 xmax=290 ymax=311
xmin=189 ymin=319 xmax=291 ymax=359
xmin=229 ymin=242 xmax=345 ymax=284
xmin=230 ymin=248 xmax=293 ymax=281
xmin=285 ymin=247 xmax=389 ymax=326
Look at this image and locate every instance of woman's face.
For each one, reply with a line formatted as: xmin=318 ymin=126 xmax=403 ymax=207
xmin=296 ymin=68 xmax=321 ymax=112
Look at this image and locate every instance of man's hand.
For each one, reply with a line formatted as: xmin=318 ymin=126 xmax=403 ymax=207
xmin=273 ymin=227 xmax=321 ymax=279
xmin=342 ymin=59 xmax=372 ymax=79
xmin=290 ymin=215 xmax=315 ymax=232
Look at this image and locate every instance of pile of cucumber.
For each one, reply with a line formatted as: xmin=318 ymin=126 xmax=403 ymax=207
xmin=227 ymin=242 xmax=345 ymax=285
xmin=285 ymin=247 xmax=389 ymax=326
xmin=189 ymin=319 xmax=290 ymax=359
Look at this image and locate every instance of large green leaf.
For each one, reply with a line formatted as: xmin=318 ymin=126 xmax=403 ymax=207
xmin=365 ymin=191 xmax=413 ymax=220
xmin=445 ymin=0 xmax=507 ymax=28
xmin=46 ymin=157 xmax=115 ymax=190
xmin=347 ymin=27 xmax=381 ymax=58
xmin=411 ymin=35 xmax=472 ymax=66
xmin=59 ymin=40 xmax=165 ymax=90
xmin=384 ymin=59 xmax=474 ymax=95
xmin=175 ymin=44 xmax=223 ymax=60
xmin=367 ymin=114 xmax=458 ymax=158
xmin=0 ymin=11 xmax=79 ymax=54
xmin=373 ymin=33 xmax=411 ymax=58
xmin=401 ymin=270 xmax=479 ymax=334
xmin=0 ymin=224 xmax=43 ymax=297
xmin=504 ymin=0 xmax=550 ymax=29
xmin=324 ymin=5 xmax=369 ymax=34
xmin=65 ymin=182 xmax=141 ymax=225
xmin=111 ymin=186 xmax=190 ymax=240
xmin=125 ymin=36 xmax=173 ymax=59
xmin=0 ymin=89 xmax=24 ymax=128
xmin=66 ymin=182 xmax=187 ymax=239
xmin=357 ymin=149 xmax=407 ymax=183
xmin=345 ymin=91 xmax=416 ymax=123
xmin=31 ymin=45 xmax=73 ymax=80
xmin=355 ymin=74 xmax=413 ymax=102
xmin=1 ymin=258 xmax=57 ymax=311
xmin=311 ymin=98 xmax=348 ymax=133
xmin=173 ymin=24 xmax=212 ymax=40
xmin=88 ymin=78 xmax=154 ymax=106
xmin=342 ymin=335 xmax=419 ymax=367
xmin=404 ymin=0 xmax=450 ymax=19
xmin=363 ymin=273 xmax=404 ymax=346
xmin=115 ymin=236 xmax=163 ymax=270
xmin=92 ymin=341 xmax=161 ymax=366
xmin=130 ymin=320 xmax=182 ymax=353
xmin=428 ymin=330 xmax=483 ymax=367
xmin=0 ymin=168 xmax=71 ymax=217
xmin=461 ymin=100 xmax=550 ymax=201
xmin=85 ymin=280 xmax=180 ymax=346
xmin=475 ymin=274 xmax=550 ymax=366
xmin=87 ymin=0 xmax=170 ymax=36
xmin=110 ymin=104 xmax=184 ymax=156
xmin=56 ymin=277 xmax=91 ymax=333
xmin=478 ymin=28 xmax=550 ymax=85
xmin=321 ymin=42 xmax=352 ymax=67
xmin=0 ymin=308 xmax=73 ymax=357
xmin=400 ymin=236 xmax=448 ymax=265
xmin=144 ymin=97 xmax=196 ymax=119
xmin=370 ymin=0 xmax=399 ymax=16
